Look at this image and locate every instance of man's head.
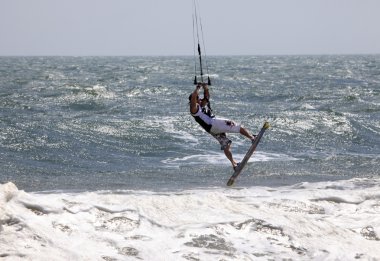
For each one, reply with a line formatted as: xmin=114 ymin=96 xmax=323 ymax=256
xmin=199 ymin=96 xmax=208 ymax=106
xmin=188 ymin=94 xmax=208 ymax=106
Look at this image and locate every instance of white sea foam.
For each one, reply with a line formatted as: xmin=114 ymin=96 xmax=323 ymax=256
xmin=1 ymin=178 xmax=379 ymax=260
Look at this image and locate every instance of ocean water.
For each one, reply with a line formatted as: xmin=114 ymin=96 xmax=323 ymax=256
xmin=1 ymin=56 xmax=380 ymax=260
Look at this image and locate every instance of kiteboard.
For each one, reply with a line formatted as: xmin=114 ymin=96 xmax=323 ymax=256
xmin=227 ymin=121 xmax=270 ymax=186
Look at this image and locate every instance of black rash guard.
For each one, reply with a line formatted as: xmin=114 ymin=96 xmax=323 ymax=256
xmin=191 ymin=104 xmax=215 ymax=133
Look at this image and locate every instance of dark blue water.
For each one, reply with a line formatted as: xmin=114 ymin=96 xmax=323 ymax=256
xmin=0 ymin=56 xmax=379 ymax=191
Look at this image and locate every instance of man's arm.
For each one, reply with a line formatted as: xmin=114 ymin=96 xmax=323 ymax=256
xmin=190 ymin=85 xmax=201 ymax=114
xmin=202 ymin=83 xmax=210 ymax=101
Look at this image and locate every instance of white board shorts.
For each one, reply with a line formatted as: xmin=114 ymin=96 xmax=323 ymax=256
xmin=210 ymin=119 xmax=241 ymax=150
xmin=210 ymin=118 xmax=241 ymax=134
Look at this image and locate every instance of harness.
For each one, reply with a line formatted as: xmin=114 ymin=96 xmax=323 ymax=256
xmin=191 ymin=104 xmax=215 ymax=133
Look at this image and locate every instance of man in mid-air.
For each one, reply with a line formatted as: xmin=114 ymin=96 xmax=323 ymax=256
xmin=189 ymin=83 xmax=256 ymax=170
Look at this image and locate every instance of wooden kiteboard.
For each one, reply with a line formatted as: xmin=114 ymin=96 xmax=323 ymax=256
xmin=227 ymin=122 xmax=270 ymax=186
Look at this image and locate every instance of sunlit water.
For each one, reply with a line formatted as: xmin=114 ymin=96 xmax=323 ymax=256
xmin=1 ymin=56 xmax=379 ymax=191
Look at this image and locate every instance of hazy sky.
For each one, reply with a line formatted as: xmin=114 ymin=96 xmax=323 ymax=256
xmin=1 ymin=0 xmax=380 ymax=56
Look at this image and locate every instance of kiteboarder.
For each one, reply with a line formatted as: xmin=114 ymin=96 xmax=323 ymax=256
xmin=189 ymin=83 xmax=256 ymax=170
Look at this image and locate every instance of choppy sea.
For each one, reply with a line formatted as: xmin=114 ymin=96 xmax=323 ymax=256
xmin=1 ymin=56 xmax=379 ymax=260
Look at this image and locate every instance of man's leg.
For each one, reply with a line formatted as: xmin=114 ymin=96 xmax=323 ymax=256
xmin=223 ymin=143 xmax=237 ymax=169
xmin=240 ymin=127 xmax=256 ymax=141
xmin=212 ymin=133 xmax=237 ymax=169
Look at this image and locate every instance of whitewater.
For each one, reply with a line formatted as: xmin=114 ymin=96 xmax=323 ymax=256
xmin=1 ymin=179 xmax=380 ymax=260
